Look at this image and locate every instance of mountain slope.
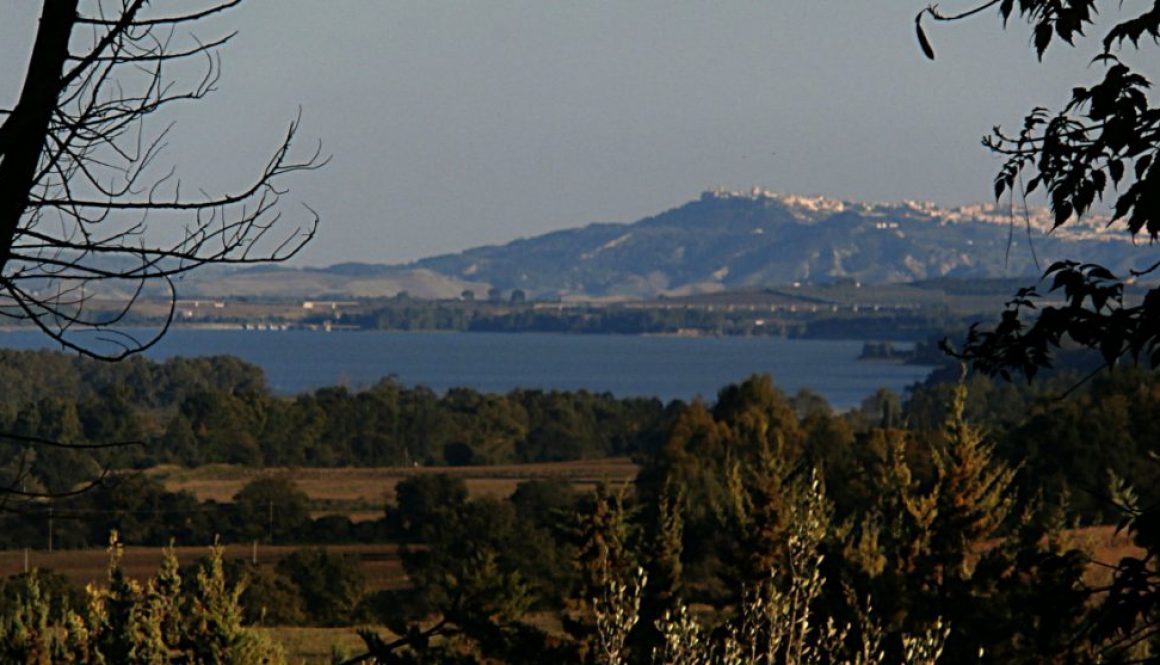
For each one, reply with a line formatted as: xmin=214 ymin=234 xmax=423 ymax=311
xmin=413 ymin=189 xmax=1143 ymax=299
xmin=175 ymin=189 xmax=1148 ymax=301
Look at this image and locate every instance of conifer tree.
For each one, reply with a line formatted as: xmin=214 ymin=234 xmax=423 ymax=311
xmin=845 ymin=382 xmax=1089 ymax=662
xmin=3 ymin=534 xmax=288 ymax=665
xmin=861 ymin=383 xmax=1015 ymax=595
xmin=632 ymin=482 xmax=685 ymax=660
xmin=0 ymin=571 xmax=53 ymax=665
xmin=924 ymin=384 xmax=1016 ymax=585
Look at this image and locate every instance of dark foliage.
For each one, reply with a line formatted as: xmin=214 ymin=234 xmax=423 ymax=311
xmin=916 ymin=1 xmax=1160 ymax=378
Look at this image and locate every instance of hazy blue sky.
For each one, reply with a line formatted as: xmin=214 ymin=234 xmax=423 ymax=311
xmin=1 ymin=2 xmax=1148 ymax=265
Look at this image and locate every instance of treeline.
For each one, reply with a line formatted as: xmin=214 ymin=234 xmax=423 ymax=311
xmin=6 ymin=346 xmax=1160 ymax=528
xmin=9 ymin=353 xmax=1160 ymax=552
xmin=153 ymin=382 xmax=664 ymax=468
xmin=0 ymin=350 xmax=667 ymax=494
xmin=337 ymin=300 xmax=761 ymax=335
xmin=6 ymin=363 xmax=1160 ymax=659
xmin=332 ymin=373 xmax=1160 ymax=661
xmin=323 ymin=298 xmax=969 ymax=339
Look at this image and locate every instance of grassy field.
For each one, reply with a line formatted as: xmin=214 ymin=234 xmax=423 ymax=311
xmin=5 ymin=522 xmax=1134 ymax=595
xmin=0 ymin=542 xmax=406 ymax=593
xmin=145 ymin=457 xmax=640 ymax=521
xmin=2 ymin=459 xmax=639 ymax=590
xmin=0 ymin=517 xmax=1141 ymax=663
xmin=262 ymin=626 xmax=373 ymax=664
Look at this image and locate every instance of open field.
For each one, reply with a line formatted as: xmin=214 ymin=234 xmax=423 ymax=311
xmin=145 ymin=458 xmax=640 ymax=520
xmin=2 ymin=521 xmax=1139 ymax=598
xmin=0 ymin=459 xmax=640 ymax=601
xmin=0 ymin=542 xmax=406 ymax=593
xmin=0 ymin=521 xmax=1143 ymax=663
xmin=1069 ymin=525 xmax=1143 ymax=589
xmin=262 ymin=626 xmax=373 ymax=664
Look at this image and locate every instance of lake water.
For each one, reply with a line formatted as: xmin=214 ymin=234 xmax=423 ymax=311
xmin=0 ymin=329 xmax=936 ymax=410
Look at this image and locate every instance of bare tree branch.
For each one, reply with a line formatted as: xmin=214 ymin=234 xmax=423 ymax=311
xmin=0 ymin=1 xmax=323 ymax=501
xmin=0 ymin=1 xmax=324 ymax=362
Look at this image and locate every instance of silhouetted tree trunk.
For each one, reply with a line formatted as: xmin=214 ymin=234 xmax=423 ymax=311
xmin=0 ymin=1 xmax=322 ymax=360
xmin=0 ymin=1 xmax=322 ymax=500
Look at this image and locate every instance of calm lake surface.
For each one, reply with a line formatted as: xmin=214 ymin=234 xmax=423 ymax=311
xmin=0 ymin=329 xmax=935 ymax=410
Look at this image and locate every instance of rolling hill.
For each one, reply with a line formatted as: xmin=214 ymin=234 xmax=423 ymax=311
xmin=178 ymin=189 xmax=1150 ymax=300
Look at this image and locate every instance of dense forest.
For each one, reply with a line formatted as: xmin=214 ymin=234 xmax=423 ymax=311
xmin=3 ymin=348 xmax=1160 ymax=661
xmin=0 ymin=349 xmax=667 ymax=480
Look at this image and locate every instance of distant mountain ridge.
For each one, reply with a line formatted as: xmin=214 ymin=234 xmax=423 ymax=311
xmin=410 ymin=188 xmax=1144 ymax=300
xmin=179 ymin=189 xmax=1151 ymax=300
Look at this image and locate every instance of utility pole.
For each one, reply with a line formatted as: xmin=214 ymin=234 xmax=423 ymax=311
xmin=47 ymin=506 xmax=53 ymax=553
xmin=392 ymin=386 xmax=402 ymax=466
xmin=268 ymin=499 xmax=274 ymax=544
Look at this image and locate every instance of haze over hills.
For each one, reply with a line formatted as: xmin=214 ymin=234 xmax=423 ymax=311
xmin=177 ymin=189 xmax=1150 ymax=301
